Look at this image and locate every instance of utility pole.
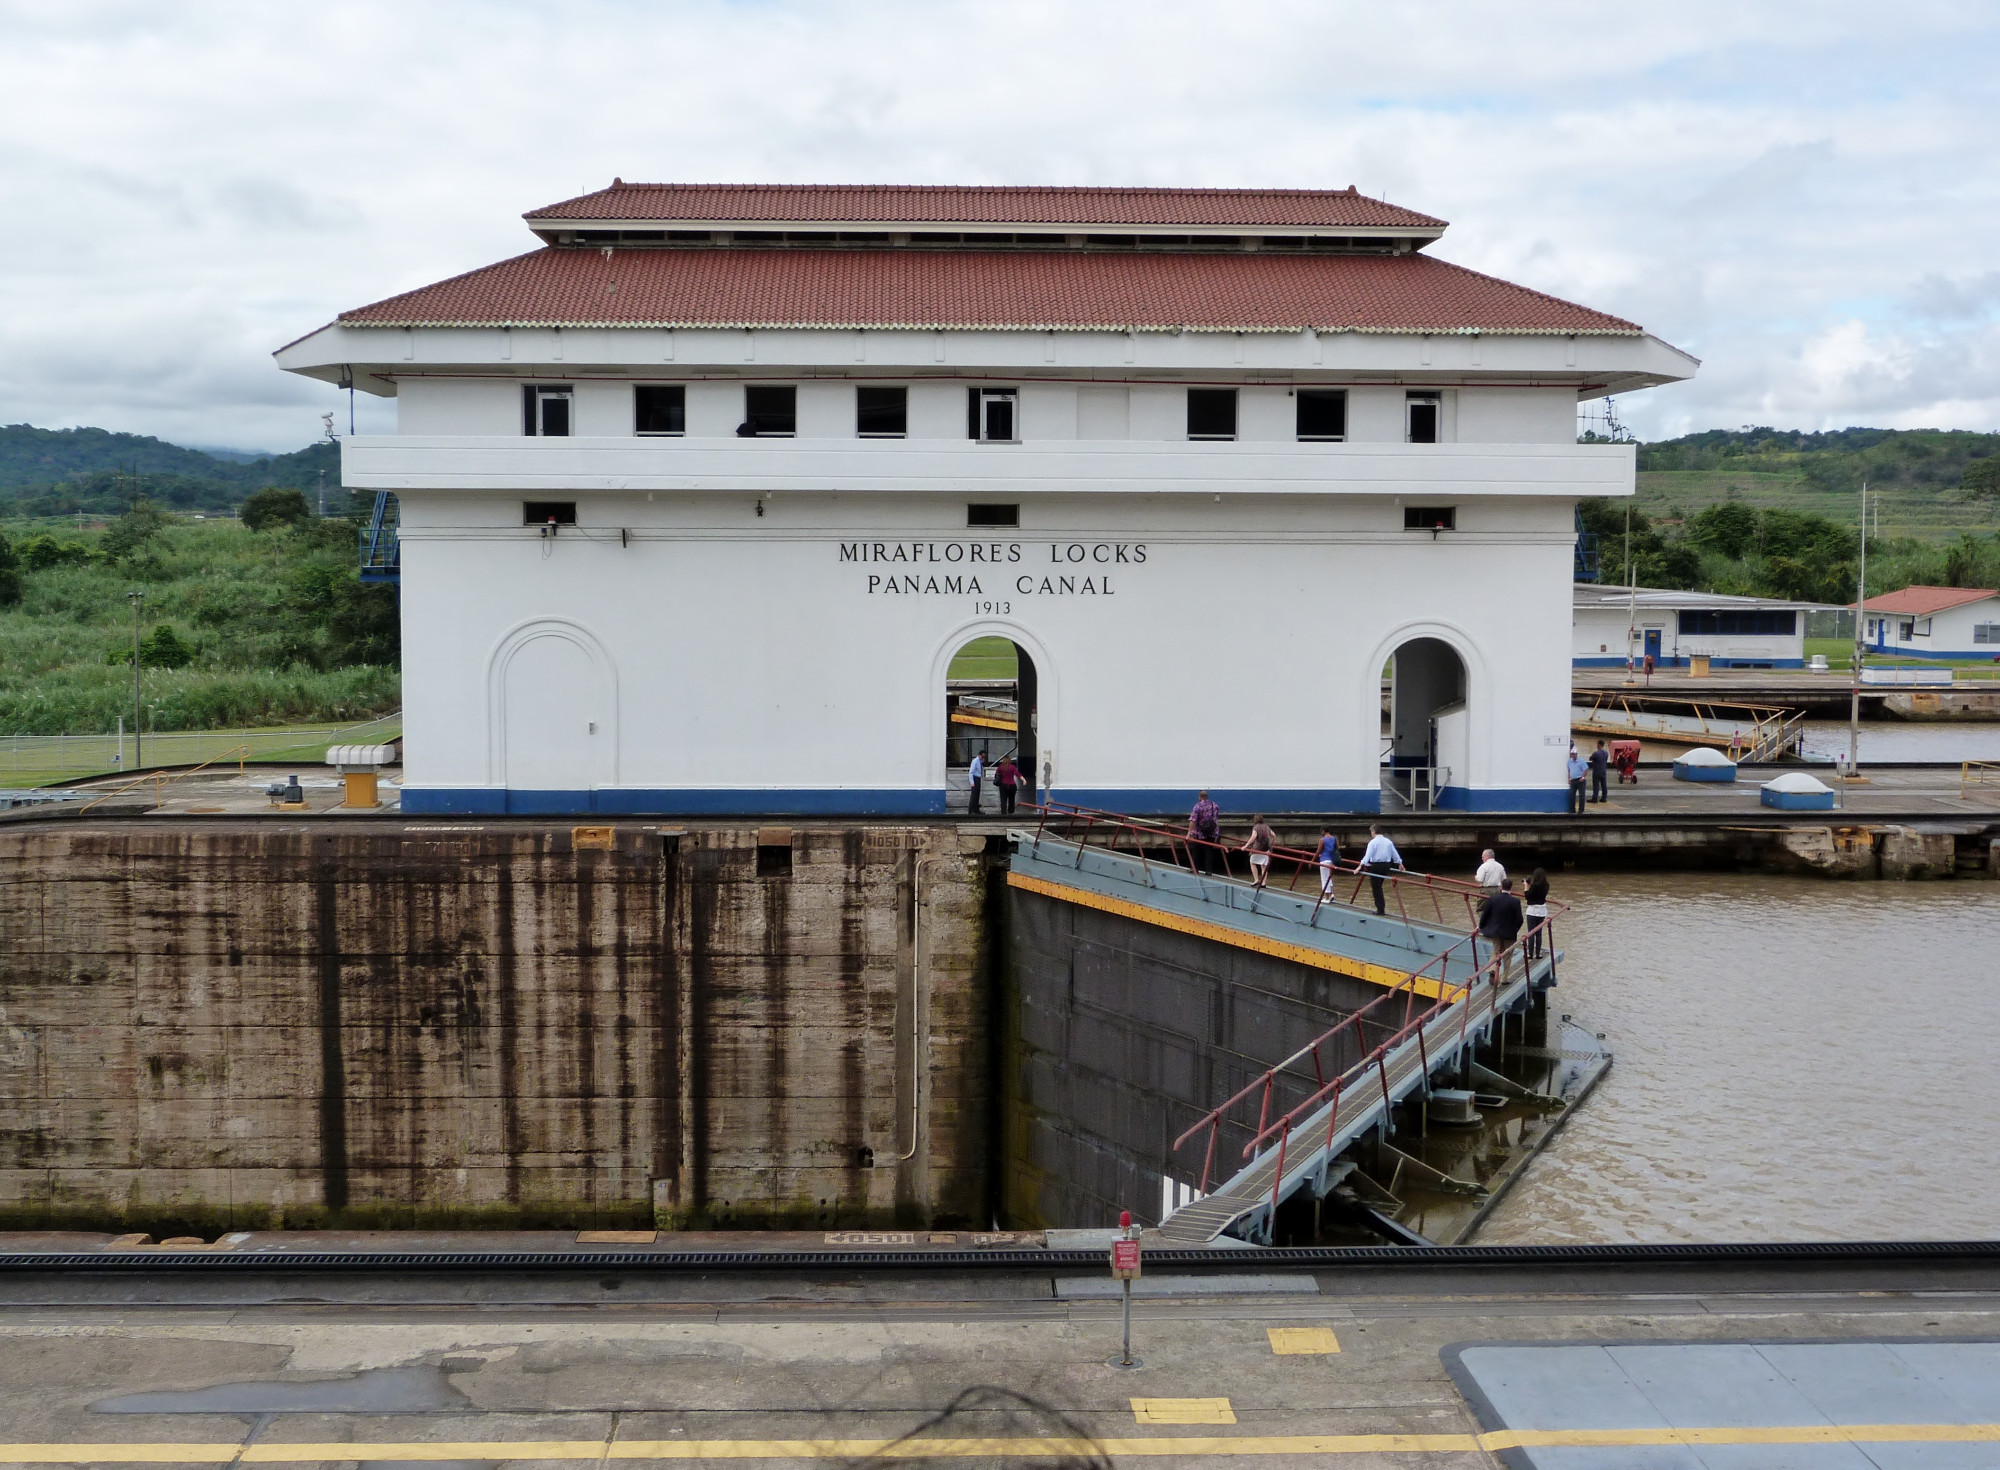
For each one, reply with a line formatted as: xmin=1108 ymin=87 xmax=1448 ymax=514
xmin=1848 ymin=480 xmax=1867 ymax=778
xmin=1622 ymin=504 xmax=1638 ymax=687
xmin=127 ymin=591 xmax=145 ymax=770
xmin=317 ymin=467 xmax=326 ymax=517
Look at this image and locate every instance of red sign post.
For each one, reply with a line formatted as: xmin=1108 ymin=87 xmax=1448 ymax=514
xmin=1112 ymin=1210 xmax=1141 ymax=1367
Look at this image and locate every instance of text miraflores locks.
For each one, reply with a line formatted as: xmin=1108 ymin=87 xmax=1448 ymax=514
xmin=839 ymin=540 xmax=1147 ymax=598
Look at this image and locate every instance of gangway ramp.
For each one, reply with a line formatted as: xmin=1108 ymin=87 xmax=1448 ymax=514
xmin=1008 ymin=805 xmax=1561 ymax=1246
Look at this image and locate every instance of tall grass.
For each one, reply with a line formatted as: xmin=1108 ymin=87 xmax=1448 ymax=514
xmin=0 ymin=516 xmax=402 ymax=734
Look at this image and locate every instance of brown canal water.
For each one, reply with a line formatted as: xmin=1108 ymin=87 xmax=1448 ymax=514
xmin=1476 ymin=872 xmax=2000 ymax=1243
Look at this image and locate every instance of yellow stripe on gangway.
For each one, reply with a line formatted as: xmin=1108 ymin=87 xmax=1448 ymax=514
xmin=9 ymin=1423 xmax=2000 ymax=1460
xmin=1007 ymin=869 xmax=1454 ymax=1000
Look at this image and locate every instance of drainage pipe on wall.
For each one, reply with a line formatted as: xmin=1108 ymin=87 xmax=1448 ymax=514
xmin=896 ymin=854 xmax=929 ymax=1163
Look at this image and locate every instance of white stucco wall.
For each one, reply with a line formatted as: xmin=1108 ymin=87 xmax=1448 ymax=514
xmin=391 ymin=488 xmax=1577 ymax=814
xmin=1868 ymin=597 xmax=2000 ymax=657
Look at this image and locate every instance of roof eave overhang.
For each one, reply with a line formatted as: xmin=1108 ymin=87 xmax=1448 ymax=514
xmin=523 ymin=217 xmax=1446 ymax=241
xmin=329 ymin=319 xmax=1645 ymax=336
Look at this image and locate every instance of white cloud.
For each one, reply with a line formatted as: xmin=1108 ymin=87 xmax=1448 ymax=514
xmin=0 ymin=0 xmax=1994 ymax=449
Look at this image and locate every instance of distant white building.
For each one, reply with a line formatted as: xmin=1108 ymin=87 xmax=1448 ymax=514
xmin=1573 ymin=584 xmax=1814 ymax=670
xmin=277 ymin=183 xmax=1695 ymax=815
xmin=1859 ymin=586 xmax=2000 ymax=660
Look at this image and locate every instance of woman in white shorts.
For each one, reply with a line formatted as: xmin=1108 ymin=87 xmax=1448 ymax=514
xmin=1243 ymin=815 xmax=1277 ymax=890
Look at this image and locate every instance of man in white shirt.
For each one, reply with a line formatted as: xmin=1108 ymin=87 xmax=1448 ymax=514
xmin=1565 ymin=747 xmax=1589 ymax=816
xmin=966 ymin=750 xmax=985 ymax=815
xmin=1361 ymin=825 xmax=1405 ymax=916
xmin=1474 ymin=849 xmax=1507 ymax=890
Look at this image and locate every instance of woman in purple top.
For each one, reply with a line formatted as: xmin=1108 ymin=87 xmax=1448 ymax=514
xmin=1188 ymin=790 xmax=1221 ymax=873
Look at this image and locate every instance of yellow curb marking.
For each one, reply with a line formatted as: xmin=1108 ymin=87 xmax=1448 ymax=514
xmin=1006 ymin=871 xmax=1450 ymax=998
xmin=1268 ymin=1326 xmax=1342 ymax=1355
xmin=8 ymin=1423 xmax=2000 ymax=1461
xmin=1130 ymin=1398 xmax=1237 ymax=1425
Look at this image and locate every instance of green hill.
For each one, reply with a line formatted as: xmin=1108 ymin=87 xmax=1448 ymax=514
xmin=0 ymin=425 xmax=344 ymax=519
xmin=1588 ymin=426 xmax=2000 ymax=602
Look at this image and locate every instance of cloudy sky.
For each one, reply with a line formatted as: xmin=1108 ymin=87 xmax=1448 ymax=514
xmin=2 ymin=0 xmax=1995 ymax=452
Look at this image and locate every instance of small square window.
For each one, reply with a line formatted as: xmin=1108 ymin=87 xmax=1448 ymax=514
xmin=968 ymin=503 xmax=1019 ymax=527
xmin=636 ymin=385 xmax=685 ymax=435
xmin=523 ymin=384 xmax=573 ymax=437
xmin=741 ymin=385 xmax=796 ymax=436
xmin=524 ymin=501 xmax=577 ymax=526
xmin=857 ymin=385 xmax=907 ymax=437
xmin=969 ymin=388 xmax=1018 ymax=442
xmin=1404 ymin=506 xmax=1454 ymax=531
xmin=1296 ymin=389 xmax=1347 ymax=441
xmin=1187 ymin=388 xmax=1237 ymax=440
xmin=1406 ymin=392 xmax=1440 ymax=444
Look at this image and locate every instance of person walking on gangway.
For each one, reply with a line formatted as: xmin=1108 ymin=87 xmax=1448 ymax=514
xmin=1361 ymin=825 xmax=1404 ymax=916
xmin=1476 ymin=876 xmax=1525 ymax=979
xmin=1316 ymin=826 xmax=1344 ymax=897
xmin=1522 ymin=867 xmax=1551 ymax=962
xmin=994 ymin=753 xmax=1019 ymax=815
xmin=1188 ymin=790 xmax=1222 ymax=874
xmin=966 ymin=749 xmax=985 ymax=816
xmin=1242 ymin=815 xmax=1277 ymax=891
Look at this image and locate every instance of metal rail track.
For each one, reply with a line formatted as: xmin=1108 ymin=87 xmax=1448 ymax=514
xmin=4 ymin=1240 xmax=2000 ymax=1273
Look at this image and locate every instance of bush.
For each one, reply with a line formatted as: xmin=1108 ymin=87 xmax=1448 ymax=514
xmin=241 ymin=486 xmax=313 ymax=531
xmin=21 ymin=534 xmax=93 ymax=570
xmin=139 ymin=623 xmax=195 ymax=669
xmin=0 ymin=529 xmax=17 ymax=608
xmin=1964 ymin=457 xmax=2000 ymax=498
xmin=100 ymin=499 xmax=171 ymax=560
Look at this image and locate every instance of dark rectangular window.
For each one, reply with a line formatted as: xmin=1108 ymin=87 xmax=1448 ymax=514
xmin=857 ymin=385 xmax=907 ymax=437
xmin=1296 ymin=389 xmax=1347 ymax=440
xmin=522 ymin=384 xmax=573 ymax=437
xmin=524 ymin=501 xmax=577 ymax=526
xmin=741 ymin=385 xmax=796 ymax=436
xmin=1186 ymin=388 xmax=1237 ymax=440
xmin=1676 ymin=610 xmax=1798 ymax=636
xmin=1406 ymin=392 xmax=1440 ymax=444
xmin=1404 ymin=506 xmax=1455 ymax=531
xmin=969 ymin=387 xmax=1018 ymax=442
xmin=635 ymin=385 xmax=685 ymax=435
xmin=968 ymin=503 xmax=1019 ymax=527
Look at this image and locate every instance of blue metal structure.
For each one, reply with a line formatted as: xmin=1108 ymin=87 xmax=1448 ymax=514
xmin=1573 ymin=505 xmax=1600 ymax=582
xmin=359 ymin=492 xmax=400 ymax=585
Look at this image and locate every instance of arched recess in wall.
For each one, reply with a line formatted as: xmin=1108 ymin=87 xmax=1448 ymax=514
xmin=485 ymin=617 xmax=619 ymax=791
xmin=927 ymin=620 xmax=1059 ymax=808
xmin=1359 ymin=621 xmax=1486 ymax=810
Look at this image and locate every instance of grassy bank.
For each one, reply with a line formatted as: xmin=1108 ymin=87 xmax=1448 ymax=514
xmin=0 ymin=507 xmax=399 ymax=736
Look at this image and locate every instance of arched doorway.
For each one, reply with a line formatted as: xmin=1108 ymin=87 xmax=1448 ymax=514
xmin=1382 ymin=636 xmax=1468 ymax=811
xmin=943 ymin=635 xmax=1038 ymax=816
xmin=488 ymin=619 xmax=616 ymax=798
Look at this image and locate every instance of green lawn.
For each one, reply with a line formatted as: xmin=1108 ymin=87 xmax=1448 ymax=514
xmin=1801 ymin=635 xmax=2000 ymax=675
xmin=0 ymin=714 xmax=401 ymax=788
xmin=947 ymin=636 xmax=1020 ymax=679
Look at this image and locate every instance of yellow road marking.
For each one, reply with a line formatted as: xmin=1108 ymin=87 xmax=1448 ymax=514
xmin=8 ymin=1423 xmax=2000 ymax=1461
xmin=1269 ymin=1326 xmax=1342 ymax=1355
xmin=1007 ymin=871 xmax=1450 ymax=998
xmin=1131 ymin=1398 xmax=1237 ymax=1425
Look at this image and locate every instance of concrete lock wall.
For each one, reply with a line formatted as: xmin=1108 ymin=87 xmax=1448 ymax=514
xmin=0 ymin=822 xmax=999 ymax=1233
xmin=1002 ymin=884 xmax=1392 ymax=1230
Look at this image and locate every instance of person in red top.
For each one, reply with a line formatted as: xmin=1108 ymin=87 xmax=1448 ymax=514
xmin=994 ymin=755 xmax=1020 ymax=815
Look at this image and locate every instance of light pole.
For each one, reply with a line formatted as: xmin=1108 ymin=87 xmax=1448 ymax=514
xmin=1848 ymin=480 xmax=1867 ymax=779
xmin=127 ymin=590 xmax=145 ymax=770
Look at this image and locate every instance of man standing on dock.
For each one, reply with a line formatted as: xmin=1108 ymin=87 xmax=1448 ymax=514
xmin=966 ymin=749 xmax=985 ymax=816
xmin=1475 ymin=849 xmax=1507 ymax=890
xmin=1566 ymin=746 xmax=1589 ymax=816
xmin=1361 ymin=825 xmax=1404 ymax=915
xmin=1589 ymin=740 xmax=1610 ymax=805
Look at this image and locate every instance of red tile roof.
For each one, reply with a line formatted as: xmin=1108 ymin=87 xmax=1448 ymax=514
xmin=525 ymin=183 xmax=1444 ymax=231
xmin=336 ymin=247 xmax=1639 ymax=334
xmin=1858 ymin=585 xmax=1999 ymax=615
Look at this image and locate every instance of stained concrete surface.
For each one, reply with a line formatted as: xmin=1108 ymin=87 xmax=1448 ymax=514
xmin=3 ymin=1261 xmax=2000 ymax=1467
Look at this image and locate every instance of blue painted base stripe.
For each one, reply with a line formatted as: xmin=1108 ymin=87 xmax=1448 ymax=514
xmin=1572 ymin=656 xmax=1805 ymax=669
xmin=1436 ymin=786 xmax=1571 ymax=813
xmin=1053 ymin=788 xmax=1382 ymax=816
xmin=403 ymin=785 xmax=1569 ymax=817
xmin=401 ymin=788 xmax=948 ymax=816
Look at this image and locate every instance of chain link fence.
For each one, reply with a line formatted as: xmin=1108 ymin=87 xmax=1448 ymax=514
xmin=0 ymin=712 xmax=401 ymax=788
